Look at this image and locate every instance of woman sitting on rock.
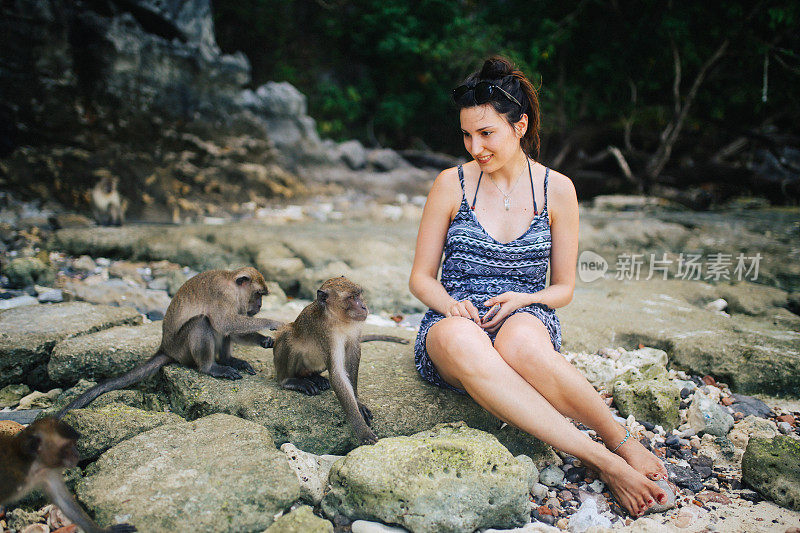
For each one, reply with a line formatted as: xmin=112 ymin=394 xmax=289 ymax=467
xmin=409 ymin=56 xmax=670 ymax=517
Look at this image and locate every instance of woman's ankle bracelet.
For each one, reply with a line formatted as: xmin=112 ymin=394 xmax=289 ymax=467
xmin=608 ymin=426 xmax=630 ymax=453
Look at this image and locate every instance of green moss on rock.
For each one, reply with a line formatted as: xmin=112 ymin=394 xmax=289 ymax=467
xmin=741 ymin=436 xmax=800 ymax=511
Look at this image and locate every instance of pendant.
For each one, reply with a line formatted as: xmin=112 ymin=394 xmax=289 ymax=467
xmin=504 ymin=197 xmax=511 ymax=211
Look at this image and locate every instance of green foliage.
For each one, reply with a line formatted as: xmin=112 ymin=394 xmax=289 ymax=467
xmin=212 ymin=0 xmax=800 ymax=157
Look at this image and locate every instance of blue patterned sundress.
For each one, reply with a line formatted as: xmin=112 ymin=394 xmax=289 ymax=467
xmin=414 ymin=164 xmax=563 ymax=393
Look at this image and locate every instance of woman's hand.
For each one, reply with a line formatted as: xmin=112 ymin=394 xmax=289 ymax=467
xmin=480 ymin=292 xmax=531 ymax=332
xmin=445 ymin=299 xmax=482 ymax=325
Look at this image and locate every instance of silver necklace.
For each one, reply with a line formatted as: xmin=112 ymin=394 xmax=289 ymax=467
xmin=488 ymin=157 xmax=529 ymax=211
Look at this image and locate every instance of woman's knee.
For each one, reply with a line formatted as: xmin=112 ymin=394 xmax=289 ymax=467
xmin=494 ymin=314 xmax=558 ymax=370
xmin=427 ymin=317 xmax=495 ymax=375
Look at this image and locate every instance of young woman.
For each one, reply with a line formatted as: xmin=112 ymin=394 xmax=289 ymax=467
xmin=408 ymin=56 xmax=670 ymax=517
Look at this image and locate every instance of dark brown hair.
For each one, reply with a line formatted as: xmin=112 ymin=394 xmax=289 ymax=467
xmin=454 ymin=56 xmax=541 ymax=159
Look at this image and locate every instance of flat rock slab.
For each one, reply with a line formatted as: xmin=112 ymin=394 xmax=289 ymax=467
xmin=48 ymin=321 xmax=162 ymax=385
xmin=561 ymin=278 xmax=800 ymax=395
xmin=61 ymin=402 xmax=184 ymax=460
xmin=163 ymin=332 xmax=552 ymax=459
xmin=76 ymin=413 xmax=302 ymax=532
xmin=0 ymin=302 xmax=142 ymax=388
xmin=321 ymin=422 xmax=529 ymax=533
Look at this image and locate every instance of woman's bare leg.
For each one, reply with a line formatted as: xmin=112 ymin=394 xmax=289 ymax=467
xmin=426 ymin=316 xmax=666 ymax=516
xmin=493 ymin=313 xmax=668 ymax=483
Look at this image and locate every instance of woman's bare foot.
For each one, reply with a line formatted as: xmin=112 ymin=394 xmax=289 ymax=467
xmin=615 ymin=437 xmax=669 ymax=481
xmin=597 ymin=454 xmax=668 ymax=517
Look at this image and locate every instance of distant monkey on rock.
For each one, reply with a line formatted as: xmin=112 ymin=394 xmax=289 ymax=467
xmin=91 ymin=171 xmax=126 ymax=226
xmin=273 ymin=277 xmax=384 ymax=445
xmin=0 ymin=417 xmax=137 ymax=532
xmin=58 ymin=267 xmax=282 ymax=417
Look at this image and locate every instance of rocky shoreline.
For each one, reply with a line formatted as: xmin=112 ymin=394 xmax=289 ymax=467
xmin=1 ymin=197 xmax=799 ymax=532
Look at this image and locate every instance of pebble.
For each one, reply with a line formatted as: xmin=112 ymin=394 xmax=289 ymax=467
xmin=680 ymin=387 xmax=692 ymax=399
xmin=696 ymin=490 xmax=731 ymax=505
xmin=588 ymin=480 xmax=604 ymax=493
xmin=778 ymin=421 xmax=793 ymax=434
xmin=665 ymin=435 xmax=681 ymax=447
xmin=539 ymin=464 xmax=565 ymax=487
xmin=641 ymin=420 xmax=655 ymax=431
xmin=565 ymin=466 xmax=586 ymax=483
xmin=666 ymin=463 xmax=705 ymax=492
xmin=568 ymin=497 xmax=611 ymax=532
xmin=531 ymin=482 xmax=549 ymax=501
xmin=36 ymin=288 xmax=63 ymax=303
xmin=558 ymin=489 xmax=573 ymax=502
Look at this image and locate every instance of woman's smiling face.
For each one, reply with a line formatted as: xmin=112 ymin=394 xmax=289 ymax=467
xmin=460 ymin=104 xmax=524 ymax=173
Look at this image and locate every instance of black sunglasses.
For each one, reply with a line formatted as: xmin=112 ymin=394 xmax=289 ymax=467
xmin=452 ymin=81 xmax=522 ymax=108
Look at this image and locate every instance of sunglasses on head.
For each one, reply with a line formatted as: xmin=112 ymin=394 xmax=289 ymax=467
xmin=452 ymin=81 xmax=522 ymax=108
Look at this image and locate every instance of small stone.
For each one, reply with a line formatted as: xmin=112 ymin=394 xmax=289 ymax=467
xmin=702 ymin=375 xmax=716 ymax=386
xmin=730 ymin=394 xmax=772 ymax=418
xmin=776 ymin=414 xmax=797 ymax=426
xmin=565 ymin=466 xmax=586 ymax=484
xmin=146 ymin=310 xmax=164 ymax=321
xmin=673 ymin=506 xmax=701 ymax=528
xmin=588 ymin=480 xmax=604 ymax=493
xmin=642 ymin=420 xmax=656 ymax=431
xmin=665 ymin=435 xmax=681 ymax=447
xmin=680 ymin=388 xmax=692 ymax=400
xmin=778 ymin=422 xmax=793 ymax=434
xmin=567 ymin=497 xmax=611 ymax=532
xmin=720 ymin=396 xmax=734 ymax=406
xmin=37 ymin=288 xmax=63 ymax=303
xmin=559 ymin=489 xmax=573 ymax=502
xmin=540 ymin=464 xmax=566 ymax=487
xmin=532 ymin=483 xmax=549 ymax=501
xmin=556 ymin=517 xmax=569 ymax=529
xmin=696 ymin=490 xmax=731 ymax=505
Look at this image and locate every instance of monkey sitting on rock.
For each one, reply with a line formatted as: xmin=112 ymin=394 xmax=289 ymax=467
xmin=91 ymin=172 xmax=126 ymax=226
xmin=0 ymin=418 xmax=137 ymax=532
xmin=273 ymin=276 xmax=396 ymax=445
xmin=58 ymin=267 xmax=282 ymax=417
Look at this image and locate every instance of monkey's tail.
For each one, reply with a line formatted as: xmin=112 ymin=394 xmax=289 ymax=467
xmin=56 ymin=353 xmax=171 ymax=419
xmin=359 ymin=334 xmax=409 ymax=344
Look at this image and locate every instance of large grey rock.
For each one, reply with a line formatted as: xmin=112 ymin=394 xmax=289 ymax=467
xmin=338 ymin=140 xmax=367 ymax=170
xmin=321 ymin=422 xmax=530 ymax=533
xmin=76 ymin=413 xmax=302 ymax=532
xmin=162 ymin=333 xmax=551 ymax=459
xmin=60 ymin=278 xmax=172 ymax=316
xmin=62 ymin=403 xmax=184 ymax=460
xmin=562 ymin=277 xmax=800 ymax=395
xmin=612 ymin=364 xmax=680 ymax=432
xmin=48 ymin=321 xmax=162 ymax=385
xmin=0 ymin=302 xmax=142 ymax=388
xmin=741 ymin=435 xmax=800 ymax=511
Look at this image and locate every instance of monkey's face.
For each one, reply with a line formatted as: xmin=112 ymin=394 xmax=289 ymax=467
xmin=234 ymin=268 xmax=269 ymax=316
xmin=23 ymin=419 xmax=81 ymax=468
xmin=319 ymin=277 xmax=368 ymax=322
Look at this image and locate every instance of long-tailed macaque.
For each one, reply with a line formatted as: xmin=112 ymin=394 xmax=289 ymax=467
xmin=91 ymin=172 xmax=126 ymax=226
xmin=58 ymin=267 xmax=281 ymax=417
xmin=273 ymin=277 xmax=379 ymax=445
xmin=0 ymin=418 xmax=136 ymax=532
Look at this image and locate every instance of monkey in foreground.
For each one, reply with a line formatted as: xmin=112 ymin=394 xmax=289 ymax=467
xmin=0 ymin=418 xmax=136 ymax=532
xmin=273 ymin=277 xmax=382 ymax=445
xmin=91 ymin=172 xmax=126 ymax=226
xmin=58 ymin=267 xmax=282 ymax=416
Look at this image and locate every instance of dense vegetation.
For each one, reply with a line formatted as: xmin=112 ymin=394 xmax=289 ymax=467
xmin=212 ymin=0 xmax=799 ymax=167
